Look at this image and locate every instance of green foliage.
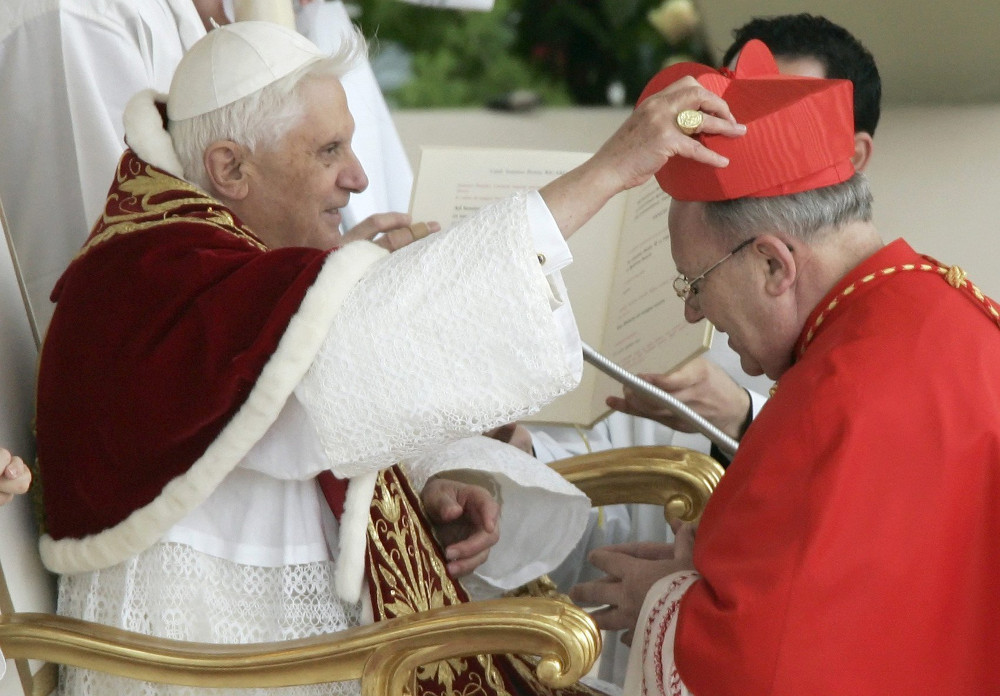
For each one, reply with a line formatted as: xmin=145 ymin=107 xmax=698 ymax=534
xmin=353 ymin=0 xmax=571 ymax=108
xmin=512 ymin=0 xmax=712 ymax=105
xmin=349 ymin=0 xmax=712 ymax=108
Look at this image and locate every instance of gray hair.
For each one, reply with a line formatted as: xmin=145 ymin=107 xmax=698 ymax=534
xmin=702 ymin=172 xmax=873 ymax=244
xmin=168 ymin=27 xmax=368 ymax=191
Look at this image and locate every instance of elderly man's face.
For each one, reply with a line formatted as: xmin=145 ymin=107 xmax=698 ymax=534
xmin=669 ymin=200 xmax=795 ymax=380
xmin=240 ymin=75 xmax=368 ymax=250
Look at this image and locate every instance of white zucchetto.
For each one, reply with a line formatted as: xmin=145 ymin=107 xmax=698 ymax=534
xmin=167 ymin=21 xmax=325 ymax=121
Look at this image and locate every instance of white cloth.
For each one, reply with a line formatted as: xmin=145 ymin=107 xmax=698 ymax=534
xmin=0 ymin=0 xmax=203 ymax=332
xmin=56 ymin=188 xmax=587 ymax=696
xmin=57 ymin=543 xmax=366 ymax=696
xmin=531 ymin=338 xmax=771 ymax=686
xmin=153 ymin=190 xmax=578 ymax=575
xmin=621 ymin=571 xmax=700 ymax=696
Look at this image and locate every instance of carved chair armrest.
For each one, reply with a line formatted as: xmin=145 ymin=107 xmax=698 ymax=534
xmin=0 ymin=597 xmax=600 ymax=695
xmin=549 ymin=445 xmax=725 ymax=522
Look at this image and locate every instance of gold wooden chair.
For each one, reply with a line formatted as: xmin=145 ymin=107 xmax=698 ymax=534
xmin=507 ymin=446 xmax=724 ymax=604
xmin=0 ymin=599 xmax=600 ymax=696
xmin=552 ymin=446 xmax=724 ymax=523
xmin=0 ymin=445 xmax=722 ymax=696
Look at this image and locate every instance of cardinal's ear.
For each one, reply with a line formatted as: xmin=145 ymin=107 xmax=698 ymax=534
xmin=755 ymin=235 xmax=797 ymax=297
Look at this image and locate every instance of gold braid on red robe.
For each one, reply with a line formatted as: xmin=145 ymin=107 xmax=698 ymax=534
xmin=368 ymin=466 xmax=603 ymax=696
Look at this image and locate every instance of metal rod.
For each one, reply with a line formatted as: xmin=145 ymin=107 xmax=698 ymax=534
xmin=1 ymin=197 xmax=40 ymax=350
xmin=582 ymin=343 xmax=739 ymax=459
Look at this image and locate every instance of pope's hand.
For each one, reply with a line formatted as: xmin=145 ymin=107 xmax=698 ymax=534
xmin=421 ymin=476 xmax=501 ymax=577
xmin=538 ymin=76 xmax=745 ymax=241
xmin=341 ymin=212 xmax=441 ymax=251
xmin=587 ymin=75 xmax=747 ymax=194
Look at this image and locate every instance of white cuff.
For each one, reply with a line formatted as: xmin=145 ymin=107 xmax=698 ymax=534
xmin=526 ymin=190 xmax=572 ymax=274
xmin=747 ymin=388 xmax=769 ymax=420
xmin=405 ymin=436 xmax=590 ymax=590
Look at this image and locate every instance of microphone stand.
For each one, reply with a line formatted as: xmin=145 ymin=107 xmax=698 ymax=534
xmin=582 ymin=343 xmax=739 ymax=459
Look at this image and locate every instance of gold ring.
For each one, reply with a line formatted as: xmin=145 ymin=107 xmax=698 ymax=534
xmin=676 ymin=109 xmax=704 ymax=136
xmin=409 ymin=222 xmax=430 ymax=240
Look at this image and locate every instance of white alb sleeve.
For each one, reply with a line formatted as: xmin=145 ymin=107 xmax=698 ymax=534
xmin=295 ymin=192 xmax=582 ymax=478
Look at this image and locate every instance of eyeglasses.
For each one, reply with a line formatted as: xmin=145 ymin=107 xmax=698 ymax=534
xmin=672 ymin=237 xmax=757 ymax=307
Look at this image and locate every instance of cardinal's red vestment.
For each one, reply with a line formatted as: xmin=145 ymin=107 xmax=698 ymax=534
xmin=635 ymin=239 xmax=1000 ymax=695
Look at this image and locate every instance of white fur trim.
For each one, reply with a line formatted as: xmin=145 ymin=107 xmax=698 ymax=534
xmin=40 ymin=241 xmax=390 ymax=574
xmin=334 ymin=471 xmax=378 ymax=603
xmin=123 ymin=90 xmax=186 ymax=179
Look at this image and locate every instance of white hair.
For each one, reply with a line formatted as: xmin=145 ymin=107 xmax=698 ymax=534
xmin=168 ymin=27 xmax=368 ymax=190
xmin=702 ymin=173 xmax=873 ymax=244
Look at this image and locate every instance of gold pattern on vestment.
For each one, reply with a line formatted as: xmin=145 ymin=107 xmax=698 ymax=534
xmin=771 ymin=260 xmax=1000 ymax=396
xmin=76 ymin=153 xmax=267 ymax=262
xmin=367 ymin=468 xmax=510 ymax=696
xmin=366 ymin=467 xmax=604 ymax=696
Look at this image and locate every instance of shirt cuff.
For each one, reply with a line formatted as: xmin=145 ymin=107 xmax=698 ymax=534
xmin=526 ymin=190 xmax=572 ymax=273
xmin=747 ymin=388 xmax=768 ymax=420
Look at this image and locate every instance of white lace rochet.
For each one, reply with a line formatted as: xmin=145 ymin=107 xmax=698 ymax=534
xmin=57 ymin=542 xmax=364 ymax=696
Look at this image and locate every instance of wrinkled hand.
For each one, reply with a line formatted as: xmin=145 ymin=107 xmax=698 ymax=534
xmin=539 ymin=76 xmax=745 ymax=240
xmin=606 ymin=357 xmax=751 ymax=440
xmin=484 ymin=422 xmax=534 ymax=455
xmin=569 ymin=523 xmax=696 ymax=645
xmin=0 ymin=448 xmax=31 ymax=506
xmin=341 ymin=212 xmax=441 ymax=252
xmin=422 ymin=476 xmax=501 ymax=577
xmin=588 ymin=76 xmax=747 ymax=194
